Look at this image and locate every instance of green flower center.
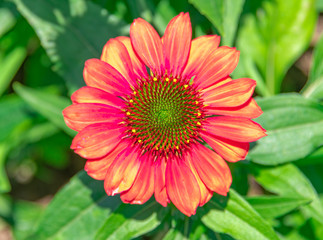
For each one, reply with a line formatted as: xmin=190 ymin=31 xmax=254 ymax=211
xmin=125 ymin=76 xmax=204 ymax=155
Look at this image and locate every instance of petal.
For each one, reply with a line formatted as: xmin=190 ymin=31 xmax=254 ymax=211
xmin=203 ymin=78 xmax=256 ymax=108
xmin=201 ymin=132 xmax=249 ymax=162
xmin=191 ymin=144 xmax=232 ymax=195
xmin=63 ymin=103 xmax=123 ymax=132
xmin=104 ymin=147 xmax=141 ymax=195
xmin=120 ymin=155 xmax=155 ymax=204
xmin=71 ymin=123 xmax=125 ymax=159
xmin=205 ymin=98 xmax=263 ymax=119
xmin=85 ymin=140 xmax=128 ymax=180
xmin=116 ymin=36 xmax=149 ymax=80
xmin=84 ymin=59 xmax=131 ymax=95
xmin=185 ymin=153 xmax=213 ymax=206
xmin=203 ymin=116 xmax=267 ymax=142
xmin=182 ymin=35 xmax=220 ymax=80
xmin=71 ymin=86 xmax=125 ymax=108
xmin=163 ymin=12 xmax=191 ymax=78
xmin=166 ymin=157 xmax=200 ymax=216
xmin=101 ymin=38 xmax=136 ymax=87
xmin=195 ymin=46 xmax=240 ymax=89
xmin=130 ymin=18 xmax=164 ymax=76
xmin=154 ymin=157 xmax=169 ymax=207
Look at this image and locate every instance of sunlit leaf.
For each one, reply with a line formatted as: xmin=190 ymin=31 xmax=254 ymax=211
xmin=249 ymin=93 xmax=323 ymax=164
xmin=201 ymin=189 xmax=279 ymax=240
xmin=189 ymin=0 xmax=244 ymax=46
xmin=11 ymin=200 xmax=45 ymax=240
xmin=14 ymin=83 xmax=76 ymax=137
xmin=30 ymin=171 xmax=122 ymax=240
xmin=0 ymin=144 xmax=10 ymax=193
xmin=253 ymin=163 xmax=323 ymax=225
xmin=95 ymin=201 xmax=169 ymax=240
xmin=246 ymin=196 xmax=311 ymax=219
xmin=236 ymin=0 xmax=316 ymax=95
xmin=302 ymin=34 xmax=323 ymax=99
xmin=0 ymin=2 xmax=18 ymax=37
xmin=14 ymin=0 xmax=128 ymax=93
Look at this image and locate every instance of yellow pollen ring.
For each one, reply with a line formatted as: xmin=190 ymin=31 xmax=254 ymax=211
xmin=197 ymin=122 xmax=201 ymax=126
xmin=156 ymin=147 xmax=159 ymax=150
xmin=184 ymin=85 xmax=188 ymax=89
xmin=133 ymin=91 xmax=137 ymax=95
xmin=173 ymin=78 xmax=177 ymax=83
xmin=132 ymin=129 xmax=136 ymax=133
xmin=129 ymin=99 xmax=133 ymax=103
xmin=186 ymin=139 xmax=190 ymax=144
xmin=153 ymin=77 xmax=158 ymax=81
xmin=138 ymin=139 xmax=142 ymax=143
xmin=176 ymin=146 xmax=179 ymax=150
xmin=195 ymin=101 xmax=199 ymax=104
xmin=197 ymin=112 xmax=201 ymax=116
xmin=165 ymin=77 xmax=170 ymax=82
xmin=126 ymin=111 xmax=131 ymax=116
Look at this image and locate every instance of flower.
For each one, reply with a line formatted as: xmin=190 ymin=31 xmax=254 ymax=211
xmin=63 ymin=12 xmax=266 ymax=216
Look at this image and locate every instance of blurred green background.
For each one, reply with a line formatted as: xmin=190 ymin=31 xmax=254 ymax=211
xmin=0 ymin=0 xmax=323 ymax=239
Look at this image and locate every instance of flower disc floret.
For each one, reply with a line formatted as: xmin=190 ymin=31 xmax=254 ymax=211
xmin=125 ymin=76 xmax=204 ymax=154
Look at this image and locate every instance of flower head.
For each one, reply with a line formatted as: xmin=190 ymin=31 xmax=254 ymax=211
xmin=63 ymin=12 xmax=266 ymax=216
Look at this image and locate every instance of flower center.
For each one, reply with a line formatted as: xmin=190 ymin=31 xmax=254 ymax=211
xmin=125 ymin=76 xmax=204 ymax=156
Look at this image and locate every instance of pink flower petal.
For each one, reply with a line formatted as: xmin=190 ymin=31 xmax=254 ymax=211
xmin=182 ymin=35 xmax=220 ymax=80
xmin=191 ymin=144 xmax=232 ymax=195
xmin=203 ymin=78 xmax=256 ymax=108
xmin=104 ymin=147 xmax=141 ymax=195
xmin=163 ymin=12 xmax=191 ymax=78
xmin=130 ymin=18 xmax=164 ymax=76
xmin=120 ymin=155 xmax=155 ymax=204
xmin=205 ymin=98 xmax=263 ymax=119
xmin=116 ymin=36 xmax=149 ymax=80
xmin=85 ymin=140 xmax=129 ymax=180
xmin=71 ymin=86 xmax=125 ymax=108
xmin=63 ymin=103 xmax=123 ymax=132
xmin=84 ymin=59 xmax=131 ymax=95
xmin=203 ymin=116 xmax=267 ymax=142
xmin=101 ymin=38 xmax=136 ymax=87
xmin=154 ymin=157 xmax=169 ymax=207
xmin=201 ymin=132 xmax=249 ymax=162
xmin=166 ymin=157 xmax=200 ymax=216
xmin=71 ymin=123 xmax=125 ymax=159
xmin=194 ymin=46 xmax=239 ymax=89
xmin=186 ymin=153 xmax=213 ymax=206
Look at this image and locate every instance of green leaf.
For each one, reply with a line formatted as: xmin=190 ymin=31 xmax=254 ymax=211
xmin=13 ymin=82 xmax=76 ymax=137
xmin=94 ymin=200 xmax=169 ymax=240
xmin=0 ymin=17 xmax=33 ymax=96
xmin=189 ymin=0 xmax=245 ymax=46
xmin=296 ymin=146 xmax=323 ymax=166
xmin=249 ymin=93 xmax=323 ymax=165
xmin=12 ymin=201 xmax=45 ymax=240
xmin=0 ymin=95 xmax=35 ymax=193
xmin=200 ymin=189 xmax=279 ymax=240
xmin=246 ymin=196 xmax=311 ymax=219
xmin=0 ymin=95 xmax=33 ymax=142
xmin=0 ymin=2 xmax=18 ymax=37
xmin=253 ymin=163 xmax=323 ymax=224
xmin=14 ymin=0 xmax=128 ymax=93
xmin=302 ymin=34 xmax=323 ymax=99
xmin=236 ymin=0 xmax=316 ymax=95
xmin=0 ymin=144 xmax=10 ymax=193
xmin=317 ymin=0 xmax=323 ymax=11
xmin=0 ymin=46 xmax=27 ymax=96
xmin=30 ymin=171 xmax=122 ymax=240
xmin=162 ymin=215 xmax=231 ymax=240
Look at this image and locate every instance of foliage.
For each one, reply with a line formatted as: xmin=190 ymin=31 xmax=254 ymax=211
xmin=0 ymin=0 xmax=322 ymax=239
